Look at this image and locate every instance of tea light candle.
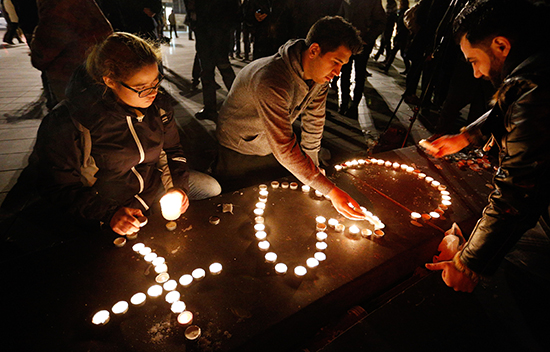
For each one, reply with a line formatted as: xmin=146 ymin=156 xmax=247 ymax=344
xmin=265 ymin=252 xmax=277 ymax=263
xmin=441 ymin=190 xmax=450 ymax=196
xmin=438 ymin=185 xmax=447 ymax=191
xmin=114 ymin=237 xmax=126 ymax=247
xmin=254 ymin=223 xmax=266 ymax=232
xmin=255 ymin=216 xmax=265 ymax=224
xmin=209 ymin=262 xmax=223 ymax=275
xmin=385 ymin=161 xmax=392 ymax=167
xmin=152 ymin=257 xmax=165 ymax=267
xmin=335 ymin=224 xmax=345 ymax=232
xmin=306 ymin=257 xmax=319 ymax=268
xmin=315 ymin=216 xmax=326 ymax=224
xmin=144 ymin=252 xmax=157 ymax=263
xmin=281 ymin=182 xmax=289 ymax=189
xmin=147 ymin=284 xmax=163 ymax=297
xmin=315 ymin=190 xmax=323 ymax=197
xmin=139 ymin=246 xmax=152 ymax=256
xmin=349 ymin=225 xmax=360 ymax=235
xmin=255 ymin=231 xmax=267 ymax=240
xmin=431 ymin=180 xmax=441 ymax=188
xmin=165 ymin=290 xmax=180 ymax=303
xmin=361 ymin=229 xmax=372 ymax=238
xmin=345 ymin=161 xmax=353 ymax=167
xmin=259 ymin=184 xmax=268 ymax=191
xmin=171 ymin=300 xmax=186 ymax=314
xmin=417 ymin=173 xmax=426 ymax=179
xmin=160 ymin=192 xmax=184 ymax=221
xmin=271 ymin=181 xmax=279 ymax=189
xmin=155 ymin=272 xmax=170 ymax=284
xmin=130 ymin=292 xmax=146 ymax=306
xmin=373 ymin=229 xmax=385 ymax=238
xmin=302 ymin=184 xmax=311 ymax=192
xmin=254 ymin=208 xmax=264 ymax=216
xmin=442 ymin=199 xmax=452 ymax=206
xmin=425 ymin=176 xmax=434 ymax=183
xmin=392 ymin=162 xmax=400 ymax=169
xmin=328 ymin=218 xmax=339 ymax=228
xmin=132 ymin=243 xmax=145 ymax=252
xmin=259 ymin=190 xmax=269 ymax=197
xmin=316 ymin=231 xmax=328 ymax=241
xmin=163 ymin=279 xmax=178 ymax=291
xmin=166 ymin=221 xmax=177 ymax=231
xmin=289 ymin=182 xmax=298 ymax=190
xmin=179 ymin=274 xmax=193 ymax=287
xmin=334 ymin=164 xmax=343 ymax=171
xmin=92 ymin=310 xmax=110 ymax=325
xmin=185 ymin=325 xmax=201 ymax=340
xmin=442 ymin=195 xmax=451 ymax=201
xmin=155 ymin=264 xmax=168 ymax=274
xmin=406 ymin=166 xmax=415 ymax=173
xmin=421 ymin=213 xmax=432 ymax=221
xmin=316 ymin=223 xmax=327 ymax=232
xmin=192 ymin=268 xmax=206 ymax=281
xmin=178 ymin=311 xmax=193 ymax=325
xmin=259 ymin=195 xmax=268 ymax=203
xmin=126 ymin=232 xmax=138 ymax=240
xmin=316 ymin=241 xmax=328 ymax=250
xmin=294 ymin=266 xmax=307 ymax=277
xmin=274 ymin=263 xmax=287 ymax=274
xmin=429 ymin=211 xmax=440 ymax=219
xmin=255 ymin=202 xmax=266 ymax=210
xmin=376 ymin=159 xmax=385 ymax=165
xmin=411 ymin=212 xmax=422 ymax=220
xmin=112 ymin=301 xmax=129 ymax=315
xmin=258 ymin=240 xmax=270 ymax=251
xmin=314 ymin=252 xmax=327 ymax=261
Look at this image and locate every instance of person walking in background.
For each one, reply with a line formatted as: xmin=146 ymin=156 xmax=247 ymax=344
xmin=338 ymin=0 xmax=386 ymax=119
xmin=382 ymin=0 xmax=411 ymax=74
xmin=373 ymin=0 xmax=397 ymax=61
xmin=168 ymin=9 xmax=178 ymax=39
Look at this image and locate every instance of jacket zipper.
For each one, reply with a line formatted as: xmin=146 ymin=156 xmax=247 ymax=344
xmin=126 ymin=115 xmax=146 ymax=195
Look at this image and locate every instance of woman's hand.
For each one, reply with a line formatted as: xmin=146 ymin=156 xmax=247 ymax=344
xmin=110 ymin=207 xmax=144 ymax=236
xmin=425 ymin=260 xmax=478 ymax=292
xmin=328 ymin=187 xmax=367 ymax=220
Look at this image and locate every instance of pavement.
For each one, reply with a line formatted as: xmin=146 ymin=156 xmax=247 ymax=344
xmin=0 ymin=19 xmax=434 ymax=205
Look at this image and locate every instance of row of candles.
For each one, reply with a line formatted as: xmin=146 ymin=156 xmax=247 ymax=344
xmin=252 ymin=182 xmax=387 ymax=277
xmin=334 ymin=158 xmax=453 ymax=221
xmin=91 ymin=241 xmax=223 ymax=340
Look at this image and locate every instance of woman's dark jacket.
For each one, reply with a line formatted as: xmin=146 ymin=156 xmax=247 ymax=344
xmin=19 ymin=66 xmax=189 ymax=225
xmin=459 ymin=48 xmax=550 ymax=276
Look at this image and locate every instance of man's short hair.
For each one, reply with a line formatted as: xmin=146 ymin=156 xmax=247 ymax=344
xmin=306 ymin=16 xmax=363 ymax=56
xmin=453 ymin=0 xmax=546 ymax=47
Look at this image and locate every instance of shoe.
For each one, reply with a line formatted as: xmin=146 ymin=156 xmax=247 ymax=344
xmin=365 ymin=71 xmax=372 ymax=77
xmin=195 ymin=108 xmax=218 ymax=122
xmin=345 ymin=104 xmax=359 ymax=120
xmin=191 ymin=79 xmax=199 ymax=90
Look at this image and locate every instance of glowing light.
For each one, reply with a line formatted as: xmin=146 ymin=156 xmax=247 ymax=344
xmin=165 ymin=290 xmax=180 ymax=304
xmin=349 ymin=225 xmax=360 ymax=234
xmin=191 ymin=268 xmax=206 ymax=281
xmin=152 ymin=257 xmax=165 ymax=266
xmin=112 ymin=301 xmax=129 ymax=315
xmin=155 ymin=272 xmax=170 ymax=284
xmin=265 ymin=252 xmax=277 ymax=263
xmin=177 ymin=311 xmax=193 ymax=325
xmin=163 ymin=279 xmax=177 ymax=291
xmin=315 ymin=216 xmax=326 ymax=224
xmin=209 ymin=262 xmax=223 ymax=275
xmin=171 ymin=300 xmax=186 ymax=313
xmin=258 ymin=240 xmax=270 ymax=251
xmin=160 ymin=192 xmax=184 ymax=221
xmin=138 ymin=246 xmax=152 ymax=256
xmin=147 ymin=284 xmax=163 ymax=297
xmin=179 ymin=274 xmax=193 ymax=287
xmin=316 ymin=242 xmax=328 ymax=250
xmin=316 ymin=232 xmax=328 ymax=241
xmin=154 ymin=263 xmax=168 ymax=274
xmin=254 ymin=223 xmax=265 ymax=231
xmin=306 ymin=258 xmax=319 ymax=268
xmin=132 ymin=243 xmax=145 ymax=252
xmin=254 ymin=208 xmax=264 ymax=216
xmin=144 ymin=252 xmax=157 ymax=262
xmin=328 ymin=218 xmax=338 ymax=228
xmin=255 ymin=231 xmax=267 ymax=240
xmin=314 ymin=252 xmax=327 ymax=261
xmin=294 ymin=266 xmax=307 ymax=276
xmin=92 ymin=310 xmax=110 ymax=325
xmin=130 ymin=292 xmax=146 ymax=306
xmin=302 ymin=185 xmax=311 ymax=192
xmin=274 ymin=263 xmax=287 ymax=274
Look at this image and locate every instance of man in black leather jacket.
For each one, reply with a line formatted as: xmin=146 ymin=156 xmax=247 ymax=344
xmin=425 ymin=0 xmax=550 ymax=292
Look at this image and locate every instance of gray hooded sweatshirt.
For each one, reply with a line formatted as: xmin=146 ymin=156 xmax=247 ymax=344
xmin=216 ymin=39 xmax=335 ymax=195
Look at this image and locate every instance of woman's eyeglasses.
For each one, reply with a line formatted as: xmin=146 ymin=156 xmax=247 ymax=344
xmin=118 ymin=75 xmax=164 ymax=98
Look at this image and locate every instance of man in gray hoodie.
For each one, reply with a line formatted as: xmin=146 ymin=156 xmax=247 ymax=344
xmin=214 ymin=16 xmax=366 ymax=219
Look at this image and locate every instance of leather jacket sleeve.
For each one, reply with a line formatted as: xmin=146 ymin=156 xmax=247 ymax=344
xmin=459 ymin=74 xmax=550 ymax=276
